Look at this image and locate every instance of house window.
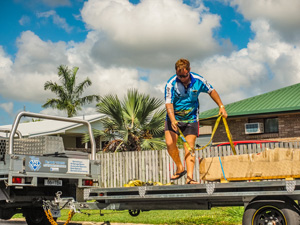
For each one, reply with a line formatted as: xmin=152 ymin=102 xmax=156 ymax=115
xmin=264 ymin=118 xmax=278 ymax=133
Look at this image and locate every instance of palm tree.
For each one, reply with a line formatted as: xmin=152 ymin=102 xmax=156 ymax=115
xmin=85 ymin=89 xmax=166 ymax=152
xmin=42 ymin=65 xmax=100 ymax=117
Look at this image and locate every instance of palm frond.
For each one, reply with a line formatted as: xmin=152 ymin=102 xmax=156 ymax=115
xmin=44 ymin=81 xmax=66 ymax=97
xmin=95 ymin=88 xmax=165 ymax=152
xmin=42 ymin=99 xmax=62 ymax=108
xmin=97 ymin=95 xmax=123 ymax=126
xmin=43 ymin=65 xmax=97 ymax=117
xmin=82 ymin=128 xmax=107 ymax=144
xmin=122 ymin=89 xmax=142 ymax=130
xmin=99 ymin=118 xmax=121 ymax=136
xmin=57 ymin=65 xmax=70 ymax=86
xmin=80 ymin=95 xmax=100 ymax=104
xmin=143 ymin=108 xmax=166 ymax=137
xmin=141 ymin=138 xmax=166 ymax=150
xmin=75 ymin=78 xmax=92 ymax=96
xmin=138 ymin=96 xmax=164 ymax=126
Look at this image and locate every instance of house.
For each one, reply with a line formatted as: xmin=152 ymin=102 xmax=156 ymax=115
xmin=0 ymin=114 xmax=108 ymax=151
xmin=199 ymin=83 xmax=300 ymax=143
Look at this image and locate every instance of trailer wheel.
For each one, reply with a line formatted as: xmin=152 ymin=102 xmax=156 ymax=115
xmin=24 ymin=207 xmax=56 ymax=225
xmin=242 ymin=202 xmax=300 ymax=225
xmin=128 ymin=209 xmax=140 ymax=217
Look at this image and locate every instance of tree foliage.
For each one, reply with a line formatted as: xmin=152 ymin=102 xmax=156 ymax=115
xmin=42 ymin=65 xmax=100 ymax=117
xmin=85 ymin=89 xmax=166 ymax=152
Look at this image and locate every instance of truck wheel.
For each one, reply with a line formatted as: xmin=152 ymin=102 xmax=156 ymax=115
xmin=242 ymin=202 xmax=300 ymax=225
xmin=24 ymin=207 xmax=55 ymax=225
xmin=128 ymin=209 xmax=140 ymax=217
xmin=0 ymin=208 xmax=15 ymax=220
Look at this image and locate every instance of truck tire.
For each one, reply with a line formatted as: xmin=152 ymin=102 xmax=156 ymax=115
xmin=242 ymin=201 xmax=300 ymax=225
xmin=24 ymin=207 xmax=54 ymax=225
xmin=0 ymin=208 xmax=15 ymax=220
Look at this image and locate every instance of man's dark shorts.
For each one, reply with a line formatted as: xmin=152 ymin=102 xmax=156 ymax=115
xmin=165 ymin=120 xmax=199 ymax=136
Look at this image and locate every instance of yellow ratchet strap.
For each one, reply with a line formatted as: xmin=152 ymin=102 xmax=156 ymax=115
xmin=177 ymin=115 xmax=236 ymax=156
xmin=177 ymin=126 xmax=195 ymax=156
xmin=222 ymin=116 xmax=237 ymax=155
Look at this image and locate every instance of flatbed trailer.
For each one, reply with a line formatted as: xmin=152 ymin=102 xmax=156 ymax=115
xmin=86 ymin=179 xmax=300 ymax=210
xmin=69 ymin=178 xmax=300 ymax=224
xmin=2 ymin=112 xmax=300 ymax=225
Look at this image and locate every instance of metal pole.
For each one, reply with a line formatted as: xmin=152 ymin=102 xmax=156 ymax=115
xmin=8 ymin=111 xmax=96 ymax=160
xmin=0 ymin=128 xmax=22 ymax=138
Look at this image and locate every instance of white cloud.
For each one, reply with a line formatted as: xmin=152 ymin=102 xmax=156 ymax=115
xmin=39 ymin=106 xmax=98 ymax=119
xmin=2 ymin=0 xmax=233 ymax=112
xmin=192 ymin=18 xmax=300 ymax=110
xmin=19 ymin=15 xmax=31 ymax=26
xmin=81 ymin=0 xmax=225 ymax=69
xmin=0 ymin=102 xmax=14 ymax=116
xmin=229 ymin=0 xmax=300 ymax=43
xmin=39 ymin=108 xmax=68 ymax=117
xmin=0 ymin=31 xmax=68 ymax=101
xmin=37 ymin=10 xmax=73 ymax=33
xmin=2 ymin=0 xmax=300 ymax=119
xmin=0 ymin=30 xmax=161 ymax=107
xmin=15 ymin=31 xmax=68 ymax=73
xmin=0 ymin=46 xmax=13 ymax=75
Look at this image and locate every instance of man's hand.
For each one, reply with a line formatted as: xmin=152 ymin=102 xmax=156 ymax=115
xmin=171 ymin=120 xmax=178 ymax=131
xmin=209 ymin=90 xmax=227 ymax=118
xmin=219 ymin=105 xmax=228 ymax=118
xmin=166 ymin=103 xmax=178 ymax=130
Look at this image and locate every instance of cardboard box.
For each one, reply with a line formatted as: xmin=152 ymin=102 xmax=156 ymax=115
xmin=199 ymin=148 xmax=300 ymax=181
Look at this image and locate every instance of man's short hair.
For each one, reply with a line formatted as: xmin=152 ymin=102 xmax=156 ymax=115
xmin=175 ymin=58 xmax=190 ymax=72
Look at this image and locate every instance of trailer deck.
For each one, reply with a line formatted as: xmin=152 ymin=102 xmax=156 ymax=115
xmin=75 ymin=179 xmax=300 ymax=211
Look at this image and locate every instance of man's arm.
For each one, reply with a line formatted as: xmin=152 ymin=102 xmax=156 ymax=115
xmin=166 ymin=103 xmax=178 ymax=131
xmin=209 ymin=89 xmax=228 ymax=118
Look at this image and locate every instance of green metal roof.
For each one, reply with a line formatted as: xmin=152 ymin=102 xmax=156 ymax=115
xmin=199 ymin=83 xmax=300 ymax=119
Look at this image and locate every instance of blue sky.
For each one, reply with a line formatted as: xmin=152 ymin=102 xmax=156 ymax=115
xmin=0 ymin=0 xmax=300 ymax=125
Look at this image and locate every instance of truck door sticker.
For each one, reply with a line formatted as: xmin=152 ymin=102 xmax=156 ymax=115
xmin=68 ymin=159 xmax=89 ymax=174
xmin=43 ymin=160 xmax=67 ymax=172
xmin=28 ymin=157 xmax=41 ymax=171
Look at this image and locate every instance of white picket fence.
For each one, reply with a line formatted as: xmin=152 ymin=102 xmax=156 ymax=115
xmin=96 ymin=141 xmax=300 ymax=188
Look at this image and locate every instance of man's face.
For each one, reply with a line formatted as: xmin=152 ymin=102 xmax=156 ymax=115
xmin=176 ymin=68 xmax=190 ymax=81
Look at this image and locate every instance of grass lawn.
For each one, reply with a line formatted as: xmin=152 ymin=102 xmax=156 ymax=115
xmin=13 ymin=207 xmax=244 ymax=224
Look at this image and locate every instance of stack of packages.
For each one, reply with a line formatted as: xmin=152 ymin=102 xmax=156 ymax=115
xmin=199 ymin=148 xmax=300 ymax=181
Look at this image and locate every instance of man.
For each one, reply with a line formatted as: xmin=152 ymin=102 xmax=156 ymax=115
xmin=164 ymin=58 xmax=227 ymax=184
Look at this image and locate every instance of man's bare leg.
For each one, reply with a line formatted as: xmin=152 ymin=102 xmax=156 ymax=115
xmin=184 ymin=135 xmax=199 ymax=184
xmin=165 ymin=130 xmax=185 ymax=179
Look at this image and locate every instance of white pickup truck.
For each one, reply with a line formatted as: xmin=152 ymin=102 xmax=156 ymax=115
xmin=0 ymin=112 xmax=100 ymax=225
